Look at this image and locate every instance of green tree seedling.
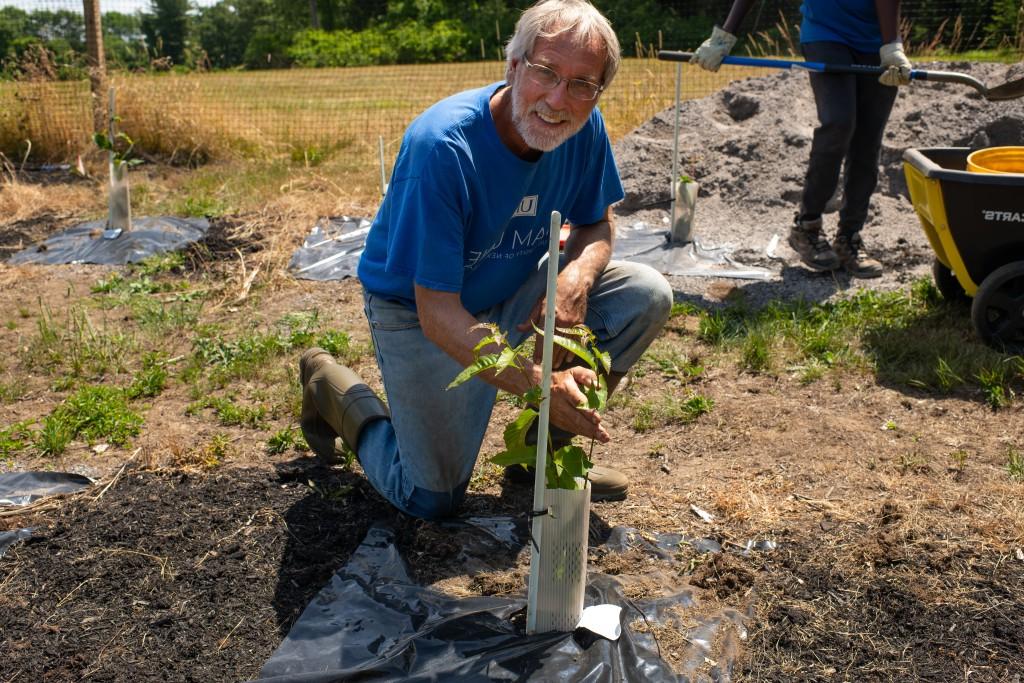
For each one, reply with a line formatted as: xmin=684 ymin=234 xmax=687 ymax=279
xmin=93 ymin=126 xmax=142 ymax=170
xmin=447 ymin=322 xmax=610 ymax=491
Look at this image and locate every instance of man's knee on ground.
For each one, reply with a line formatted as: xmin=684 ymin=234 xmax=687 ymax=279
xmin=399 ymin=481 xmax=469 ymax=521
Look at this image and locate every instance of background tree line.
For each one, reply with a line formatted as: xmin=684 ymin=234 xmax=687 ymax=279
xmin=1 ymin=0 xmax=1021 ymax=79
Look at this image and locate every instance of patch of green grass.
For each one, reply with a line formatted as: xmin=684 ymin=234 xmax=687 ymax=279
xmin=266 ymin=425 xmax=309 ymax=454
xmin=136 ymin=252 xmax=185 ymax=277
xmin=739 ymin=327 xmax=772 ymax=374
xmin=1006 ymin=448 xmax=1024 ymax=482
xmin=188 ymin=312 xmax=364 ymax=387
xmin=643 ymin=343 xmax=704 ymax=382
xmin=36 ymin=384 xmax=144 ymax=456
xmin=976 ymin=365 xmax=1012 ymax=410
xmin=0 ymin=420 xmax=34 ymax=460
xmin=948 ymin=449 xmax=969 ymax=474
xmin=5 ymin=320 xmax=15 ymax=330
xmin=630 ymin=392 xmax=714 ymax=433
xmin=674 ymin=393 xmax=714 ymax=422
xmin=92 ymin=272 xmax=163 ymax=296
xmin=934 ymin=357 xmax=965 ymax=392
xmin=188 ymin=395 xmax=267 ymax=428
xmin=0 ymin=381 xmax=24 ymax=403
xmin=22 ymin=303 xmax=135 ymax=380
xmin=91 ymin=259 xmax=205 ymax=336
xmin=166 ymin=160 xmax=294 ymax=218
xmin=686 ymin=281 xmax=1022 ymax=404
xmin=34 ymin=416 xmax=72 ymax=457
xmin=632 ymin=403 xmax=655 ymax=433
xmin=193 ymin=433 xmax=231 ymax=469
xmin=126 ymin=354 xmax=168 ymax=399
xmin=669 ymin=301 xmax=702 ymax=318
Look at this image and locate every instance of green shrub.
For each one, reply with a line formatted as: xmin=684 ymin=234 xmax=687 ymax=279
xmin=288 ymin=28 xmax=397 ymax=67
xmin=288 ymin=20 xmax=468 ymax=68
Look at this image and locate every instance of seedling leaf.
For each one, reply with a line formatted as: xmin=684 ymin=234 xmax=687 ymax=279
xmin=503 ymin=408 xmax=537 ymax=449
xmin=490 ymin=446 xmax=536 ymax=467
xmin=446 ymin=354 xmax=498 ymax=389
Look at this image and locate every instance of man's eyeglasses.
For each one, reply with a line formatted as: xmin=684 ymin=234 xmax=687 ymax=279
xmin=521 ymin=56 xmax=604 ymax=101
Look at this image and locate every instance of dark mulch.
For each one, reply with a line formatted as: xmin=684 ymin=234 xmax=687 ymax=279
xmin=0 ymin=465 xmax=393 ymax=682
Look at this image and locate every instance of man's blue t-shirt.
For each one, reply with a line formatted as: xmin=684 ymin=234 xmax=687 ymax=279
xmin=357 ymin=82 xmax=624 ymax=315
xmin=800 ymin=0 xmax=884 ymax=53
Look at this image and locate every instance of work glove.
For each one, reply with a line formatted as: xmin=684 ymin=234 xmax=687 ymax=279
xmin=693 ymin=26 xmax=738 ymax=72
xmin=879 ymin=41 xmax=912 ymax=86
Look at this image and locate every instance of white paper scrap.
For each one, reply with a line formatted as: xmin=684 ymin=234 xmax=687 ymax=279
xmin=575 ymin=604 xmax=622 ymax=641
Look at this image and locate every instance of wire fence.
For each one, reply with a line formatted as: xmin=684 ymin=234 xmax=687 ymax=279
xmin=0 ymin=0 xmax=1020 ymax=164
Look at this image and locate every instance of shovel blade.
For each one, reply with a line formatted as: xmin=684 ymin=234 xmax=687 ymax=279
xmin=984 ymin=76 xmax=1024 ymax=101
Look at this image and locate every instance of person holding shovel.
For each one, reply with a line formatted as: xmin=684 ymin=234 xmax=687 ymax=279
xmin=297 ymin=0 xmax=673 ymax=520
xmin=694 ymin=0 xmax=911 ymax=278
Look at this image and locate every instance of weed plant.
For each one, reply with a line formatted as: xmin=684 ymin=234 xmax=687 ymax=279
xmin=36 ymin=385 xmax=143 ymax=456
xmin=630 ymin=392 xmax=714 ymax=433
xmin=266 ymin=425 xmax=309 ymax=455
xmin=0 ymin=420 xmax=33 ymax=461
xmin=22 ymin=303 xmax=136 ymax=380
xmin=187 ymin=395 xmax=267 ymax=428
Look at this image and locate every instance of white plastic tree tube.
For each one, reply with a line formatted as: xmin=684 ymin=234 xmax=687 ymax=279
xmin=525 ymin=210 xmax=562 ymax=634
xmin=106 ymin=87 xmax=131 ymax=236
xmin=525 ymin=210 xmax=592 ymax=634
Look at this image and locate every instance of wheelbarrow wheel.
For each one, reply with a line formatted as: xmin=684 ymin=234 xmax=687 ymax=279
xmin=932 ymin=257 xmax=969 ymax=305
xmin=971 ymin=261 xmax=1024 ymax=353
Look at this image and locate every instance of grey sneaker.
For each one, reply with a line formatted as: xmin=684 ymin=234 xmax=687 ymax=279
xmin=833 ymin=232 xmax=882 ymax=279
xmin=788 ymin=217 xmax=840 ymax=271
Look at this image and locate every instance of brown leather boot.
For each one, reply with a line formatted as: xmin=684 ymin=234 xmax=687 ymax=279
xmin=504 ymin=463 xmax=628 ymax=502
xmin=298 ymin=348 xmax=389 ymax=464
xmin=787 ymin=215 xmax=840 ymax=271
xmin=833 ymin=232 xmax=883 ymax=279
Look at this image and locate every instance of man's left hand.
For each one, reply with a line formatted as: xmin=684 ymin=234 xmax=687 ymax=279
xmin=879 ymin=42 xmax=911 ymax=87
xmin=518 ymin=268 xmax=589 ymax=368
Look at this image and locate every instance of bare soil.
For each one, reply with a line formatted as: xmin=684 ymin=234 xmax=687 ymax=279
xmin=2 ymin=63 xmax=1024 ymax=682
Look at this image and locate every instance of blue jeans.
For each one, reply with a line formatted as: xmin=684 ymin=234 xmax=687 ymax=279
xmin=358 ymin=259 xmax=672 ymax=520
xmin=800 ymin=41 xmax=898 ymax=235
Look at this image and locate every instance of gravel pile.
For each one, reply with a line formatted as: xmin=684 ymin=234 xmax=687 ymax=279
xmin=612 ymin=61 xmax=1024 ymax=305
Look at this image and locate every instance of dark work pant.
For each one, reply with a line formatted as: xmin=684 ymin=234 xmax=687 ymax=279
xmin=799 ymin=41 xmax=898 ymax=236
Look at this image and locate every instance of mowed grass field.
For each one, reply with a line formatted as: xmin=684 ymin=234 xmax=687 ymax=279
xmin=0 ymin=58 xmax=754 ymax=167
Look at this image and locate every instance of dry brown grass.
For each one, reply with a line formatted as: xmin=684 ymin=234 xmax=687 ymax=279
xmin=0 ymin=154 xmax=101 ymax=226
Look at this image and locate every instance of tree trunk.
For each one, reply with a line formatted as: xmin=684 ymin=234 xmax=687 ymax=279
xmin=308 ymin=0 xmax=320 ymax=29
xmin=83 ymin=0 xmax=107 ymax=134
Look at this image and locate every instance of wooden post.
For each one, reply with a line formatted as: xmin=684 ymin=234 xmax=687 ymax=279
xmin=83 ymin=0 xmax=107 ymax=134
xmin=309 ymin=0 xmax=320 ymax=29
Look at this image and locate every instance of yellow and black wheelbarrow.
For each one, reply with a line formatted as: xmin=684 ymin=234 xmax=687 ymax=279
xmin=904 ymin=147 xmax=1024 ymax=353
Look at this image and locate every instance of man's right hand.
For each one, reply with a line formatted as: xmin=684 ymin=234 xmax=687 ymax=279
xmin=693 ymin=25 xmax=738 ymax=72
xmin=549 ymin=366 xmax=609 ymax=443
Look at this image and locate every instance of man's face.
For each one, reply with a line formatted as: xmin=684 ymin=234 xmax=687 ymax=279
xmin=509 ymin=32 xmax=606 ymax=152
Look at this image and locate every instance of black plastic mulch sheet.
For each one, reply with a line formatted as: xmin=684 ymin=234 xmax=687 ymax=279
xmin=0 ymin=471 xmax=93 ymax=558
xmin=288 ymin=217 xmax=372 ymax=281
xmin=0 ymin=471 xmax=93 ymax=507
xmin=9 ymin=216 xmax=209 ymax=265
xmin=0 ymin=529 xmax=33 ymax=558
xmin=254 ymin=519 xmax=758 ymax=683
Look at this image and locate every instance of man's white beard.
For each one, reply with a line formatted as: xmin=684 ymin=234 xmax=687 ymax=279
xmin=510 ymin=78 xmax=587 ymax=152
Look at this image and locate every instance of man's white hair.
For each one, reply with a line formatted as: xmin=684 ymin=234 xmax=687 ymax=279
xmin=504 ymin=0 xmax=621 ymax=90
